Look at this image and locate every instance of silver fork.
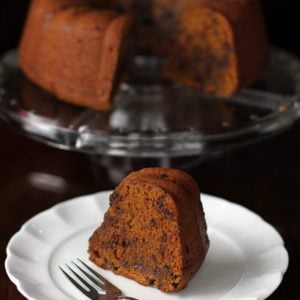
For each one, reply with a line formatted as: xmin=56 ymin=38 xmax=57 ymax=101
xmin=59 ymin=259 xmax=139 ymax=300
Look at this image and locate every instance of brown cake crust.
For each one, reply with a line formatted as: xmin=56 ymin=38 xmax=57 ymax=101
xmin=19 ymin=0 xmax=133 ymax=111
xmin=88 ymin=167 xmax=209 ymax=293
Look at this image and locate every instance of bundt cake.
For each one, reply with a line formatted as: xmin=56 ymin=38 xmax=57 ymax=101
xmin=88 ymin=167 xmax=209 ymax=293
xmin=19 ymin=0 xmax=133 ymax=110
xmin=19 ymin=0 xmax=268 ymax=109
xmin=162 ymin=0 xmax=268 ymax=96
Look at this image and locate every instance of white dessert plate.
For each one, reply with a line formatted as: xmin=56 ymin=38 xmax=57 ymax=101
xmin=5 ymin=191 xmax=288 ymax=300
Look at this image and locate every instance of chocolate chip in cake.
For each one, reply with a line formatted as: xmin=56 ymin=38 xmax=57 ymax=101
xmin=110 ymin=192 xmax=120 ymax=204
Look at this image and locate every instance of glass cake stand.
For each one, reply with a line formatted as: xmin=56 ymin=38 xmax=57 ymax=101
xmin=0 ymin=48 xmax=300 ymax=159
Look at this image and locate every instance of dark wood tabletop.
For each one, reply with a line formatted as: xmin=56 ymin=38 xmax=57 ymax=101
xmin=1 ymin=1 xmax=300 ymax=298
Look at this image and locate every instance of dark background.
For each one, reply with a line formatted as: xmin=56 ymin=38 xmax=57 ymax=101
xmin=0 ymin=0 xmax=300 ymax=57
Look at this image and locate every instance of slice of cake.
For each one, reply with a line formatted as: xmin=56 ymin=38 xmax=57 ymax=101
xmin=88 ymin=167 xmax=209 ymax=292
xmin=19 ymin=0 xmax=133 ymax=111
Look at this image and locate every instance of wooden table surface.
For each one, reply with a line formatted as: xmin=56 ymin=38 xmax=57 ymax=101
xmin=0 ymin=115 xmax=299 ymax=299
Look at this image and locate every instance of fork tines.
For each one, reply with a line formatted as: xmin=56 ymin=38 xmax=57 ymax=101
xmin=59 ymin=259 xmax=106 ymax=300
